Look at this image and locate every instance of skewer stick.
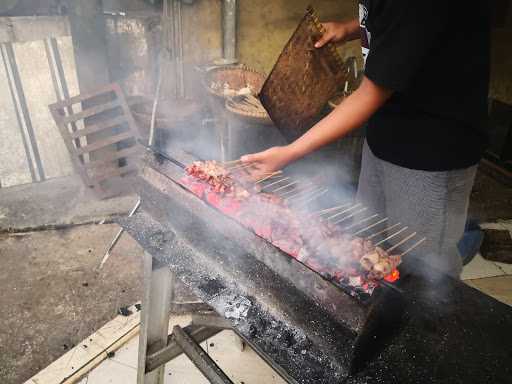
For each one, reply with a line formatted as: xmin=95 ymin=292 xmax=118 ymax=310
xmin=314 ymin=202 xmax=353 ymax=215
xmin=366 ymin=222 xmax=401 ymax=239
xmin=280 ymin=182 xmax=316 ymax=197
xmin=327 ymin=203 xmax=362 ymax=220
xmin=352 ymin=217 xmax=389 ymax=235
xmin=222 ymin=159 xmax=242 ymax=166
xmin=260 ymin=177 xmax=290 ymax=190
xmin=271 ymin=180 xmax=301 ymax=193
xmin=228 ymin=163 xmax=253 ymax=172
xmin=386 ymin=232 xmax=417 ymax=253
xmin=398 ymin=237 xmax=427 ymax=256
xmin=255 ymin=171 xmax=283 ymax=184
xmin=342 ymin=214 xmax=379 ymax=230
xmin=332 ymin=207 xmax=368 ymax=224
xmin=374 ymin=226 xmax=409 ymax=246
xmin=295 ymin=188 xmax=329 ymax=206
xmin=285 ymin=186 xmax=324 ymax=201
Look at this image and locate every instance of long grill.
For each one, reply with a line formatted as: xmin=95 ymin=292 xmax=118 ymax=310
xmin=118 ymin=147 xmax=512 ymax=383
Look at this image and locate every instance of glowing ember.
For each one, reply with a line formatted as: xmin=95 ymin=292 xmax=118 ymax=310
xmin=384 ymin=269 xmax=400 ymax=283
xmin=180 ymin=167 xmax=401 ymax=296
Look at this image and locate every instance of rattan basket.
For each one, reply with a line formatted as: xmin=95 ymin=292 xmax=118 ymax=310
xmin=204 ymin=65 xmax=266 ymax=99
xmin=225 ymin=94 xmax=273 ymax=125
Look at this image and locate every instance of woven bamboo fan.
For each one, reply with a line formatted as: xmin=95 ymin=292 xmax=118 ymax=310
xmin=225 ymin=94 xmax=273 ymax=125
xmin=260 ymin=6 xmax=348 ymax=142
xmin=205 ymin=65 xmax=266 ymax=99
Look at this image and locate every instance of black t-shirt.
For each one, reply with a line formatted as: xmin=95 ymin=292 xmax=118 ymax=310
xmin=359 ymin=0 xmax=490 ymax=171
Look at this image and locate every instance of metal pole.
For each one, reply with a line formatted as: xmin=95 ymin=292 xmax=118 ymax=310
xmin=137 ymin=252 xmax=175 ymax=384
xmin=222 ymin=0 xmax=238 ymax=65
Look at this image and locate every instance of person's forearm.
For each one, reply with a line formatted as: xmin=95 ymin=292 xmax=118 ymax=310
xmin=343 ymin=18 xmax=361 ymax=41
xmin=286 ymin=77 xmax=392 ymax=161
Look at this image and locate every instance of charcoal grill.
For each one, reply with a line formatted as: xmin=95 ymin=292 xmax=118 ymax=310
xmin=120 ymin=148 xmax=512 ymax=384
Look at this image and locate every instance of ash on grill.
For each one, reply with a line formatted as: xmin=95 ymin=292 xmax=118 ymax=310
xmin=182 ymin=160 xmax=426 ymax=297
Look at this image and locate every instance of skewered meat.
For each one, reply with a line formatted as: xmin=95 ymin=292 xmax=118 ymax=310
xmin=360 ymin=247 xmax=402 ymax=280
xmin=182 ymin=161 xmax=403 ymax=292
xmin=186 ymin=161 xmax=251 ymax=199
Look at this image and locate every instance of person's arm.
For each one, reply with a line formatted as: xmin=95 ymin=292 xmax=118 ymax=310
xmin=241 ymin=76 xmax=392 ymax=174
xmin=315 ymin=19 xmax=360 ymax=48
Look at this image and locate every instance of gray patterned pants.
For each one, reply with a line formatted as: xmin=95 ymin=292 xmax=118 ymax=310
xmin=356 ymin=141 xmax=477 ymax=277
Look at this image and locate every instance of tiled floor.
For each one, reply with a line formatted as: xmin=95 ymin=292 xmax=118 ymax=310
xmin=67 ymin=221 xmax=512 ymax=383
xmin=77 ymin=315 xmax=286 ymax=384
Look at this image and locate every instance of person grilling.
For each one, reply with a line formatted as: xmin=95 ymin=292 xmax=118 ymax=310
xmin=241 ymin=1 xmax=491 ymax=278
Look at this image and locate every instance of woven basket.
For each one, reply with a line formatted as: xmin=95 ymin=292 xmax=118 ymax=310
xmin=204 ymin=65 xmax=266 ymax=99
xmin=225 ymin=94 xmax=273 ymax=125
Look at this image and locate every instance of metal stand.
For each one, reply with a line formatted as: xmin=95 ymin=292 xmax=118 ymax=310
xmin=137 ymin=252 xmax=235 ymax=384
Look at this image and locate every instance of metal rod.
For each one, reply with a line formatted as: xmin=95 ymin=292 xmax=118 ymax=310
xmin=172 ymin=325 xmax=234 ymax=384
xmin=327 ymin=203 xmax=362 ymax=220
xmin=146 ymin=325 xmax=223 ymax=373
xmin=260 ymin=177 xmax=291 ymax=190
xmin=366 ymin=222 xmax=401 ymax=239
xmin=374 ymin=226 xmax=409 ymax=246
xmin=342 ymin=214 xmax=379 ymax=230
xmin=332 ymin=207 xmax=368 ymax=224
xmin=386 ymin=232 xmax=417 ymax=253
xmin=399 ymin=237 xmax=427 ymax=256
xmin=271 ymin=180 xmax=300 ymax=193
xmin=98 ymin=198 xmax=141 ymax=269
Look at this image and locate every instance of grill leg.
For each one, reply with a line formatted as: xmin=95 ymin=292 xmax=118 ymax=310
xmin=137 ymin=252 xmax=175 ymax=384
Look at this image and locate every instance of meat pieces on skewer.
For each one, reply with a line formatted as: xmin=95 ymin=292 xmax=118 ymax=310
xmin=360 ymin=247 xmax=402 ymax=280
xmin=186 ymin=160 xmax=251 ymax=199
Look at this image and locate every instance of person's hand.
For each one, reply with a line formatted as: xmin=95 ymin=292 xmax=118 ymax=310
xmin=241 ymin=146 xmax=295 ymax=179
xmin=315 ymin=22 xmax=349 ymax=48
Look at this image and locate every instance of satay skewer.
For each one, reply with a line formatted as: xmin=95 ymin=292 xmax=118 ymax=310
xmin=228 ymin=163 xmax=253 ymax=172
xmin=222 ymin=159 xmax=242 ymax=166
xmin=260 ymin=177 xmax=291 ymax=190
xmin=332 ymin=207 xmax=368 ymax=224
xmin=271 ymin=180 xmax=301 ymax=193
xmin=365 ymin=222 xmax=402 ymax=239
xmin=285 ymin=186 xmax=324 ymax=201
xmin=352 ymin=217 xmax=389 ymax=235
xmin=398 ymin=237 xmax=427 ymax=256
xmin=314 ymin=202 xmax=354 ymax=216
xmin=295 ymin=188 xmax=329 ymax=206
xmin=342 ymin=214 xmax=380 ymax=230
xmin=255 ymin=171 xmax=283 ymax=184
xmin=386 ymin=232 xmax=418 ymax=253
xmin=374 ymin=226 xmax=409 ymax=246
xmin=280 ymin=183 xmax=316 ymax=198
xmin=327 ymin=203 xmax=362 ymax=220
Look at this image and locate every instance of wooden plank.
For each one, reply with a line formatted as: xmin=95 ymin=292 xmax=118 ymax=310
xmin=50 ymin=83 xmax=121 ymax=109
xmin=0 ymin=16 xmax=70 ymax=43
xmin=70 ymin=115 xmax=127 ymax=139
xmin=61 ymin=99 xmax=121 ymax=125
xmin=76 ymin=131 xmax=134 ymax=155
xmin=84 ymin=145 xmax=142 ymax=169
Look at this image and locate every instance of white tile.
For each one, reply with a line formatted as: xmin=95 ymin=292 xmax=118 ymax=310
xmin=165 ymin=353 xmax=209 ymax=384
xmin=85 ymin=358 xmax=137 ymax=383
xmin=461 ymin=253 xmax=506 ymax=280
xmin=109 ymin=337 xmax=138 ymax=369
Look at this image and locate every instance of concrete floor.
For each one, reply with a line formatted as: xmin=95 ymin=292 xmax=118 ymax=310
xmin=0 ymin=168 xmax=511 ymax=384
xmin=0 ymin=224 xmax=143 ymax=384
